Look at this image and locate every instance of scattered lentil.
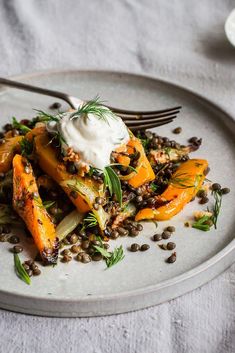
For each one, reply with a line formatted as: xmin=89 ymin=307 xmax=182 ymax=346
xmin=167 ymin=242 xmax=176 ymax=250
xmin=61 ymin=254 xmax=72 ymax=263
xmin=196 ymin=189 xmax=207 ymax=198
xmin=166 ymin=252 xmax=177 ymax=263
xmin=152 ymin=233 xmax=162 ymax=242
xmin=166 ymin=226 xmax=175 ymax=233
xmin=136 ymin=223 xmax=143 ymax=231
xmin=140 ymin=244 xmax=150 ymax=251
xmin=130 ymin=243 xmax=140 ymax=252
xmin=221 ymin=187 xmax=230 ymax=195
xmin=92 ymin=253 xmax=103 ymax=261
xmin=33 ymin=268 xmax=41 ymax=276
xmin=81 ymin=253 xmax=91 ymax=263
xmin=8 ymin=235 xmax=20 ymax=244
xmin=211 ymin=183 xmax=221 ymax=191
xmin=173 ymin=127 xmax=182 ymax=134
xmin=162 ymin=231 xmax=171 ymax=239
xmin=199 ymin=196 xmax=209 ymax=204
xmin=12 ymin=245 xmax=23 ymax=253
xmin=69 ymin=233 xmax=78 ymax=244
xmin=70 ymin=245 xmax=80 ymax=253
xmin=81 ymin=240 xmax=90 ymax=250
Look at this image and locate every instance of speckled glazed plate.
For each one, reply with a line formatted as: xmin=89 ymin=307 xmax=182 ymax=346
xmin=0 ymin=70 xmax=235 ymax=317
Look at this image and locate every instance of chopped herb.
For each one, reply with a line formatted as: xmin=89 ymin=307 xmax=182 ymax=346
xmin=88 ymin=166 xmax=102 ymax=177
xmin=106 ymin=245 xmax=125 ymax=268
xmin=19 ymin=138 xmax=34 ymax=157
xmin=211 ymin=190 xmax=223 ymax=229
xmin=83 ymin=212 xmax=98 ymax=228
xmin=192 ymin=215 xmax=211 ymax=231
xmin=43 ymin=200 xmax=56 ymax=210
xmin=164 ymin=147 xmax=172 ymax=157
xmin=14 ymin=253 xmax=31 ymax=285
xmin=12 ymin=117 xmax=31 ymax=133
xmin=92 ymin=238 xmax=124 ymax=268
xmin=34 ymin=110 xmax=61 ymax=123
xmin=110 ymin=163 xmax=137 ymax=174
xmin=70 ymin=96 xmax=117 ymax=124
xmin=93 ymin=245 xmax=111 ymax=258
xmin=150 ymin=183 xmax=159 ymax=192
xmin=47 ymin=131 xmax=66 ymax=150
xmin=103 ymin=166 xmax=122 ymax=205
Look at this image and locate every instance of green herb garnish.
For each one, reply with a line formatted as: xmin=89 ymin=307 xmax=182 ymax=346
xmin=34 ymin=110 xmax=61 ymax=123
xmin=83 ymin=212 xmax=98 ymax=228
xmin=103 ymin=166 xmax=122 ymax=205
xmin=19 ymin=138 xmax=34 ymax=157
xmin=93 ymin=245 xmax=111 ymax=258
xmin=14 ymin=253 xmax=31 ymax=285
xmin=43 ymin=200 xmax=56 ymax=210
xmin=192 ymin=215 xmax=211 ymax=231
xmin=106 ymin=245 xmax=125 ymax=268
xmin=211 ymin=190 xmax=223 ymax=229
xmin=93 ymin=243 xmax=125 ymax=269
xmin=70 ymin=96 xmax=117 ymax=124
xmin=150 ymin=183 xmax=159 ymax=192
xmin=12 ymin=117 xmax=31 ymax=133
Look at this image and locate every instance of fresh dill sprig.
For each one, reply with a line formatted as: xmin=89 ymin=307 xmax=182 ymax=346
xmin=19 ymin=138 xmax=34 ymax=157
xmin=83 ymin=212 xmax=98 ymax=228
xmin=211 ymin=190 xmax=223 ymax=229
xmin=34 ymin=109 xmax=61 ymax=123
xmin=70 ymin=96 xmax=118 ymax=124
xmin=12 ymin=117 xmax=31 ymax=134
xmin=93 ymin=243 xmax=125 ymax=269
xmin=106 ymin=245 xmax=125 ymax=268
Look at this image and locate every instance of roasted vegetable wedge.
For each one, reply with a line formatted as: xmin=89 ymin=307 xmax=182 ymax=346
xmin=12 ymin=154 xmax=58 ymax=264
xmin=34 ymin=133 xmax=108 ymax=230
xmin=0 ymin=136 xmax=23 ymax=173
xmin=135 ymin=159 xmax=208 ymax=221
xmin=116 ymin=136 xmax=155 ymax=188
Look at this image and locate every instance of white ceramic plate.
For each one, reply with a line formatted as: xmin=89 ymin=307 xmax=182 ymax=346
xmin=0 ymin=70 xmax=235 ymax=317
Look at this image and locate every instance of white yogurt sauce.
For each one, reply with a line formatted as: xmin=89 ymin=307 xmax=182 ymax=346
xmin=51 ymin=107 xmax=129 ymax=170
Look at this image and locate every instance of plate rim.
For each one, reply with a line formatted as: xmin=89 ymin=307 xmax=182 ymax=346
xmin=0 ymin=68 xmax=235 ymax=311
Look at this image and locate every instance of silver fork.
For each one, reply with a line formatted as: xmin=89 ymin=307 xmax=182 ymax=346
xmin=0 ymin=77 xmax=181 ymax=130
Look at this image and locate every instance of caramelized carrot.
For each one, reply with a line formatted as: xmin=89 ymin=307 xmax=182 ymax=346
xmin=34 ymin=133 xmax=108 ymax=230
xmin=135 ymin=159 xmax=208 ymax=221
xmin=0 ymin=136 xmax=23 ymax=173
xmin=12 ymin=154 xmax=58 ymax=264
xmin=116 ymin=137 xmax=155 ymax=188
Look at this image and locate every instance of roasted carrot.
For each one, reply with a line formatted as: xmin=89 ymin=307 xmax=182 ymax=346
xmin=12 ymin=154 xmax=58 ymax=264
xmin=34 ymin=133 xmax=108 ymax=230
xmin=116 ymin=137 xmax=155 ymax=188
xmin=0 ymin=136 xmax=23 ymax=173
xmin=135 ymin=159 xmax=208 ymax=221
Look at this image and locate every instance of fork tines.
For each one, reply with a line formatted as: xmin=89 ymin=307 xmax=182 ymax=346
xmin=112 ymin=105 xmax=181 ymax=130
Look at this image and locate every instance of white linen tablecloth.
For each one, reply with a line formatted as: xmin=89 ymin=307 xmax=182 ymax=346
xmin=0 ymin=1 xmax=235 ymax=352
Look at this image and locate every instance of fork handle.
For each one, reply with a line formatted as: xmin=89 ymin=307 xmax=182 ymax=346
xmin=0 ymin=77 xmax=74 ymax=108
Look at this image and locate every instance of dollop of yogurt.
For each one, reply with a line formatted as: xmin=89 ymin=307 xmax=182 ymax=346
xmin=53 ymin=107 xmax=130 ymax=170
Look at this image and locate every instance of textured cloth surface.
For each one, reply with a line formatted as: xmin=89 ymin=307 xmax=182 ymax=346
xmin=0 ymin=1 xmax=235 ymax=352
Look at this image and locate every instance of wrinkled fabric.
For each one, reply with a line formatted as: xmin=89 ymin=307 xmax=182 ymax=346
xmin=0 ymin=1 xmax=235 ymax=352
